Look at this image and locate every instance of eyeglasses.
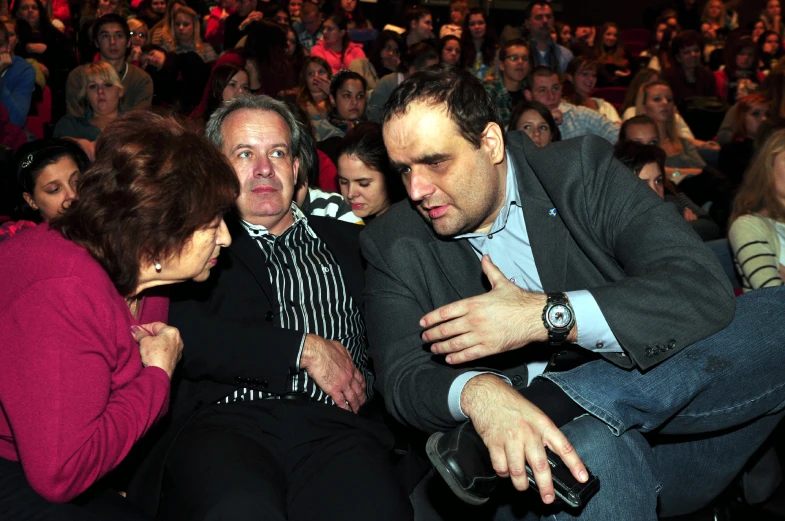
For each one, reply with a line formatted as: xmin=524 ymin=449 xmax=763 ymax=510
xmin=129 ymin=31 xmax=146 ymax=38
xmin=505 ymin=54 xmax=528 ymax=62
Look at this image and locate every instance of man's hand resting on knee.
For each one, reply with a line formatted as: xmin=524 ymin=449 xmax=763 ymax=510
xmin=300 ymin=334 xmax=367 ymax=413
xmin=461 ymin=374 xmax=589 ymax=504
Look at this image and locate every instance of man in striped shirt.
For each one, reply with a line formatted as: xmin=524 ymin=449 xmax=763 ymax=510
xmin=143 ymin=95 xmax=413 ymax=520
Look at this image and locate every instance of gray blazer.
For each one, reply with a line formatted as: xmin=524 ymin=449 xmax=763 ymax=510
xmin=359 ymin=133 xmax=735 ymax=433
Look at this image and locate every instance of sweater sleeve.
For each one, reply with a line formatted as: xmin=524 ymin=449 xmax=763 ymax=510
xmin=729 ymin=215 xmax=785 ymax=290
xmin=0 ymin=278 xmax=171 ymax=503
xmin=0 ymin=61 xmax=35 ymax=127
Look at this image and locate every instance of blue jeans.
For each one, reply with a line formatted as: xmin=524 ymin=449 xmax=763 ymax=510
xmin=500 ymin=287 xmax=785 ymax=520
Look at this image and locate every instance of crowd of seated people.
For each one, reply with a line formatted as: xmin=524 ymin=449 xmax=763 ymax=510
xmin=2 ymin=0 xmax=785 ymax=520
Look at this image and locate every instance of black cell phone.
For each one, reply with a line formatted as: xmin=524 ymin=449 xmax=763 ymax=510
xmin=525 ymin=447 xmax=600 ymax=509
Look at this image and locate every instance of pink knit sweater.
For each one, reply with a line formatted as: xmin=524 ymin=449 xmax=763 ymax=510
xmin=0 ymin=225 xmax=171 ymax=503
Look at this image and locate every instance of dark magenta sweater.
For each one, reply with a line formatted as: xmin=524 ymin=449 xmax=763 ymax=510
xmin=0 ymin=225 xmax=171 ymax=502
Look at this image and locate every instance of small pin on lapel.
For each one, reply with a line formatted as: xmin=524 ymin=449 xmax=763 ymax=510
xmin=548 ymin=208 xmax=557 ymax=217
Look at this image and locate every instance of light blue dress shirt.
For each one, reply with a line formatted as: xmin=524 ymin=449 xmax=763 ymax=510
xmin=446 ymin=154 xmax=622 ymax=420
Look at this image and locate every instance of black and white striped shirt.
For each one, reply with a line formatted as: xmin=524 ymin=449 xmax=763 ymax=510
xmin=221 ymin=205 xmax=367 ymax=406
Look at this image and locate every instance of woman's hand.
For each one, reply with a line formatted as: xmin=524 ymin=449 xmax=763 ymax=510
xmin=312 ymin=75 xmax=331 ymax=96
xmin=128 ymin=45 xmax=142 ymax=63
xmin=26 ymin=42 xmax=47 ymax=54
xmin=694 ymin=139 xmax=720 ymax=151
xmin=131 ymin=322 xmax=184 ymax=379
xmin=238 ymin=10 xmax=263 ymax=31
xmin=683 ymin=208 xmax=698 ymax=222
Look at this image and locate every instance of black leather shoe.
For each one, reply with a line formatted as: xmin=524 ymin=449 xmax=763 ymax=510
xmin=425 ymin=421 xmax=498 ymax=505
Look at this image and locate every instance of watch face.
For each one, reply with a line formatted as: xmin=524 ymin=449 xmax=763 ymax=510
xmin=547 ymin=304 xmax=573 ymax=329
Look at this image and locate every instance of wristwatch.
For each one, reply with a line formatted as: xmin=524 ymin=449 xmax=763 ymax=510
xmin=542 ymin=293 xmax=575 ymax=346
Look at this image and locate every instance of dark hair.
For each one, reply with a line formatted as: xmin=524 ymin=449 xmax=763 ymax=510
xmin=405 ymin=6 xmax=430 ymax=27
xmin=438 ymin=35 xmax=463 ymax=67
xmin=554 ymin=21 xmax=570 ymax=47
xmin=524 ymin=1 xmax=551 ymax=21
xmin=594 ymin=22 xmax=627 ymax=67
xmin=723 ymin=35 xmax=758 ymax=80
xmin=670 ymin=30 xmax=703 ymax=67
xmin=499 ymin=38 xmax=528 ymax=62
xmin=334 ymin=0 xmax=368 ymax=29
xmin=51 ymin=111 xmax=240 ymax=296
xmin=92 ymin=13 xmax=130 ymax=44
xmin=245 ymin=20 xmax=292 ymax=97
xmin=370 ymin=30 xmax=405 ymax=75
xmin=297 ymin=55 xmax=332 ymax=110
xmin=507 ymin=100 xmax=561 ymax=142
xmin=757 ymin=30 xmax=784 ymax=62
xmin=337 ymin=121 xmax=406 ymax=205
xmin=324 ymin=12 xmax=350 ymax=51
xmin=11 ymin=0 xmax=57 ymax=35
xmin=461 ymin=8 xmax=497 ymax=69
xmin=403 ymin=41 xmax=439 ymax=71
xmin=205 ymin=63 xmax=248 ymax=121
xmin=617 ymin=115 xmax=659 ymax=148
xmin=527 ymin=65 xmax=559 ymax=89
xmin=563 ymin=56 xmax=598 ymax=106
xmin=614 ymin=141 xmax=666 ymax=176
xmin=13 ymin=139 xmax=91 ymax=221
xmin=384 ymin=63 xmax=501 ymax=149
xmin=329 ymin=69 xmax=367 ymax=99
xmin=0 ymin=19 xmax=8 ymax=41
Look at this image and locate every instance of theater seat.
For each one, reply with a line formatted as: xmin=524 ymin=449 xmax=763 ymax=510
xmin=24 ymin=86 xmax=53 ymax=140
xmin=591 ymin=87 xmax=627 ymax=110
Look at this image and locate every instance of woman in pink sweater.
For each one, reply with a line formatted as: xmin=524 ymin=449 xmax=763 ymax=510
xmin=310 ymin=12 xmax=367 ymax=74
xmin=0 ymin=111 xmax=239 ymax=519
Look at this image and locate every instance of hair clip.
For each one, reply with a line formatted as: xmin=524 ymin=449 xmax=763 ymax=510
xmin=21 ymin=154 xmax=33 ymax=169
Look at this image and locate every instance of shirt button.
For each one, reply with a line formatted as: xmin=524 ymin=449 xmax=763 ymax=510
xmin=510 ymin=277 xmax=516 ymax=283
xmin=488 ymin=234 xmax=494 ymax=239
xmin=511 ymin=375 xmax=524 ymax=386
xmin=595 ymin=341 xmax=604 ymax=349
xmin=322 ymin=266 xmax=330 ymax=273
xmin=265 ymin=311 xmax=274 ymax=322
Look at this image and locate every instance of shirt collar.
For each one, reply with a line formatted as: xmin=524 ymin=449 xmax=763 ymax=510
xmin=455 ymin=153 xmax=520 ymax=239
xmin=240 ymin=203 xmax=314 ymax=238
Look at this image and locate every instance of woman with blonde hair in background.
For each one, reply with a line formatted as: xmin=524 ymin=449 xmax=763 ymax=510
xmin=729 ymin=129 xmax=785 ymax=291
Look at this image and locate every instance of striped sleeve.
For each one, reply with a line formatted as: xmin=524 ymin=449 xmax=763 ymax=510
xmin=729 ymin=216 xmax=785 ymax=291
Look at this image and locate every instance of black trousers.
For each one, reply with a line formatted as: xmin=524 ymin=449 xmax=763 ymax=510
xmin=0 ymin=457 xmax=152 ymax=521
xmin=158 ymin=398 xmax=414 ymax=521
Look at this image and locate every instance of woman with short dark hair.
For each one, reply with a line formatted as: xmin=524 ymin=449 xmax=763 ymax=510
xmin=662 ymin=30 xmax=719 ymax=106
xmin=508 ymin=100 xmax=561 ymax=147
xmin=0 ymin=111 xmax=240 ymax=519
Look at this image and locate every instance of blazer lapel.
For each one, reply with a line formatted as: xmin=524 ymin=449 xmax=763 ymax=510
xmin=428 ymin=234 xmax=488 ymax=300
xmin=510 ymin=140 xmax=569 ymax=293
xmin=225 ymin=214 xmax=276 ymax=304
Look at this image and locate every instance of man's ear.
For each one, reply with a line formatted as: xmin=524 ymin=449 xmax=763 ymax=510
xmin=524 ymin=89 xmax=532 ymax=101
xmin=291 ymin=156 xmax=300 ymax=187
xmin=481 ymin=122 xmax=505 ymax=165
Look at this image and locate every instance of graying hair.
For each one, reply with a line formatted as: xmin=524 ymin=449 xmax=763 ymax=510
xmin=205 ymin=95 xmax=308 ymax=171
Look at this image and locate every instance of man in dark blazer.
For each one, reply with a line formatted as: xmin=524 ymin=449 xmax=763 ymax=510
xmin=128 ymin=95 xmax=413 ymax=520
xmin=360 ymin=65 xmax=785 ymax=519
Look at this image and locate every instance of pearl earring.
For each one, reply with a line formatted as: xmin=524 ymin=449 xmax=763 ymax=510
xmin=154 ymin=262 xmax=162 ymax=272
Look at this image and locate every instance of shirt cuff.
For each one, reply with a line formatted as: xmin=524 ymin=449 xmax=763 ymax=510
xmin=448 ymin=371 xmax=512 ymax=421
xmin=294 ymin=333 xmax=306 ymax=373
xmin=565 ymin=290 xmax=622 ymax=353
